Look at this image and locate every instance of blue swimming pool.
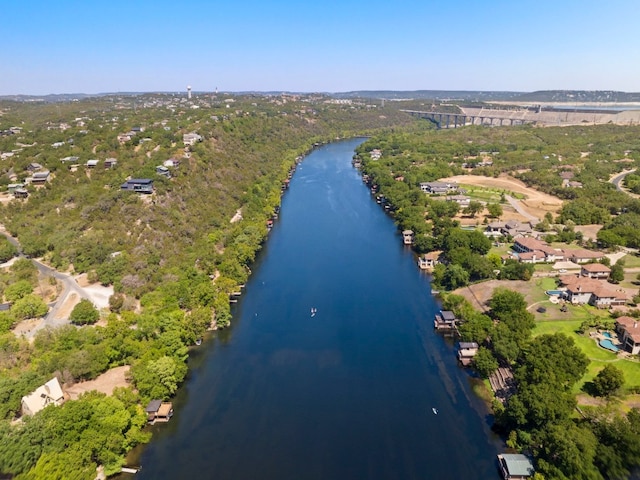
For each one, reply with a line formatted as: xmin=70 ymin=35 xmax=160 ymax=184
xmin=546 ymin=290 xmax=564 ymax=296
xmin=603 ymin=331 xmax=613 ymax=339
xmin=599 ymin=338 xmax=619 ymax=352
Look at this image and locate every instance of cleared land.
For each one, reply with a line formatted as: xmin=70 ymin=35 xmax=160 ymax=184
xmin=65 ymin=365 xmax=131 ymax=400
xmin=439 ymin=174 xmax=563 ymax=221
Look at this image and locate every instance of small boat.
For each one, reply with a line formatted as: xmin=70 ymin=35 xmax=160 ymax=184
xmin=432 ymin=407 xmax=438 ymax=415
xmin=195 ymin=338 xmax=202 ymax=346
xmin=311 ymin=307 xmax=317 ymax=317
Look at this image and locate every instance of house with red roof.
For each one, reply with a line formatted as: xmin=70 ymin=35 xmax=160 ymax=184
xmin=615 ymin=316 xmax=640 ymax=354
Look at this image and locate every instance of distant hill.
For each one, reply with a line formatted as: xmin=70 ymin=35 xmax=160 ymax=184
xmin=332 ymin=90 xmax=525 ymax=102
xmin=513 ymin=90 xmax=640 ymax=103
xmin=3 ymin=89 xmax=640 ymax=104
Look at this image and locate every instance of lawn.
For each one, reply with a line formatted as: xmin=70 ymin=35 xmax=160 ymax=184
xmin=533 ymin=318 xmax=640 ymax=392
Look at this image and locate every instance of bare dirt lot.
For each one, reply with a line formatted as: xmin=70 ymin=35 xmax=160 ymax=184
xmin=439 ymin=174 xmax=563 ymax=221
xmin=453 ymin=279 xmax=537 ymax=312
xmin=65 ymin=365 xmax=131 ymax=400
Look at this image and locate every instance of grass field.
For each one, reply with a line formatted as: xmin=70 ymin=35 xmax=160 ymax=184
xmin=533 ymin=319 xmax=640 ymax=392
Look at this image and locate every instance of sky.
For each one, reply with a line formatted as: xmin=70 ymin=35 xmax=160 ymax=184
xmin=2 ymin=0 xmax=639 ymax=95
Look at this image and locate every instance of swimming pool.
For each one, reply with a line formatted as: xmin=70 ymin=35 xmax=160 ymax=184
xmin=599 ymin=338 xmax=619 ymax=352
xmin=603 ymin=331 xmax=614 ymax=339
xmin=546 ymin=290 xmax=564 ymax=296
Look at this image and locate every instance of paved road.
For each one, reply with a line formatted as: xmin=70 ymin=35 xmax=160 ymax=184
xmin=504 ymin=194 xmax=540 ymax=224
xmin=0 ymin=227 xmax=96 ymax=338
xmin=610 ymin=169 xmax=638 ymax=197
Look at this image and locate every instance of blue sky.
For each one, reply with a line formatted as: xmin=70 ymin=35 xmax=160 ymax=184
xmin=2 ymin=0 xmax=639 ymax=95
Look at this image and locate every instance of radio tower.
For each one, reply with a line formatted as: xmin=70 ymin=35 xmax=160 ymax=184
xmin=187 ymin=85 xmax=192 ymax=100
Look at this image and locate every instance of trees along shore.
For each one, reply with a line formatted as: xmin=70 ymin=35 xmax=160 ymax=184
xmin=0 ymin=94 xmax=415 ymax=478
xmin=355 ymin=125 xmax=640 ymax=479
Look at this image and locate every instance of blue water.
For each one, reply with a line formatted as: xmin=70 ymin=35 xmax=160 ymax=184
xmin=603 ymin=332 xmax=613 ymax=339
xmin=546 ymin=290 xmax=564 ymax=296
xmin=600 ymin=338 xmax=619 ymax=352
xmin=133 ymin=138 xmax=502 ymax=479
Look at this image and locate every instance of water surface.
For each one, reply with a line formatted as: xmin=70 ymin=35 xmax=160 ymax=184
xmin=136 ymin=138 xmax=501 ymax=479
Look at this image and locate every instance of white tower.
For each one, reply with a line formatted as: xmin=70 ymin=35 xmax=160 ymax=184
xmin=187 ymin=85 xmax=192 ymax=100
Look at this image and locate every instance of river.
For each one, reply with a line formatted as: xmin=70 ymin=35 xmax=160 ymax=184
xmin=134 ymin=138 xmax=502 ymax=479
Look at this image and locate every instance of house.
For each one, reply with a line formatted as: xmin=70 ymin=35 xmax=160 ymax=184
xmin=7 ymin=183 xmax=24 ymax=194
xmin=183 ymin=132 xmax=203 ymax=146
xmin=420 ymin=181 xmax=458 ymax=195
xmin=502 ymin=221 xmax=533 ymax=238
xmin=418 ymin=251 xmax=441 ymax=270
xmin=458 ymin=342 xmax=479 ymax=366
xmin=369 ymin=149 xmax=382 ymax=160
xmin=566 ymin=249 xmax=605 ymax=264
xmin=560 ymin=276 xmax=627 ymax=308
xmin=27 ymin=162 xmax=43 ymax=172
xmin=21 ymin=377 xmax=65 ymax=416
xmin=434 ymin=310 xmax=457 ymax=330
xmin=497 ymin=454 xmax=535 ymax=480
xmin=30 ymin=170 xmax=50 ymax=184
xmin=156 ymin=165 xmax=171 ymax=178
xmin=513 ymin=237 xmax=564 ymax=263
xmin=117 ymin=133 xmax=133 ymax=143
xmin=581 ymin=263 xmax=610 ymax=279
xmin=60 ymin=156 xmax=80 ymax=163
xmin=163 ymin=158 xmax=180 ymax=168
xmin=445 ymin=195 xmax=471 ymax=207
xmin=104 ymin=158 xmax=118 ymax=169
xmin=145 ymin=400 xmax=174 ymax=424
xmin=615 ymin=316 xmax=640 ymax=354
xmin=121 ymin=178 xmax=154 ymax=193
xmin=402 ymin=230 xmax=414 ymax=245
xmin=51 ymin=141 xmax=65 ymax=148
xmin=86 ymin=159 xmax=99 ymax=168
xmin=13 ymin=188 xmax=28 ymax=198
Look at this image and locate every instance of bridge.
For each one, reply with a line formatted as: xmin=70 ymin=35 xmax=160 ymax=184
xmin=400 ymin=110 xmax=534 ymax=129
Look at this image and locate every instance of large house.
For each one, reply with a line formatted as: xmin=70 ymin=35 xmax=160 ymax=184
xmin=21 ymin=377 xmax=65 ymax=416
xmin=580 ymin=263 xmax=611 ymax=279
xmin=615 ymin=316 xmax=640 ymax=354
xmin=513 ymin=237 xmax=564 ymax=263
xmin=559 ymin=276 xmax=627 ymax=308
xmin=486 ymin=221 xmax=533 ymax=238
xmin=419 ymin=181 xmax=458 ymax=195
xmin=566 ymin=249 xmax=605 ymax=264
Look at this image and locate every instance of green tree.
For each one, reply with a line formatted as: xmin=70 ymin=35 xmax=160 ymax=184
xmin=69 ymin=299 xmax=100 ymax=325
xmin=0 ymin=238 xmax=18 ymax=263
xmin=472 ymin=347 xmax=498 ymax=378
xmin=463 ymin=200 xmax=484 ymax=218
xmin=4 ymin=280 xmax=34 ymax=302
xmin=486 ymin=202 xmax=503 ymax=218
xmin=11 ymin=294 xmax=48 ymax=320
xmin=591 ymin=364 xmax=624 ymax=397
xmin=609 ymin=262 xmax=624 ymax=284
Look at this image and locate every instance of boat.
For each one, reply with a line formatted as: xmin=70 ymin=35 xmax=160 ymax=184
xmin=311 ymin=307 xmax=317 ymax=317
xmin=195 ymin=338 xmax=202 ymax=346
xmin=432 ymin=407 xmax=438 ymax=415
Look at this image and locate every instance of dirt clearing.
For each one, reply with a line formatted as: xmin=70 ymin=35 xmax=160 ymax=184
xmin=65 ymin=365 xmax=131 ymax=400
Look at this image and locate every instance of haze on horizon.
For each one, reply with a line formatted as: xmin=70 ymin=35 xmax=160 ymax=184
xmin=2 ymin=0 xmax=639 ymax=96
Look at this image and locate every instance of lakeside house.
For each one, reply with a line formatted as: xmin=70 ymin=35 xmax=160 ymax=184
xmin=402 ymin=230 xmax=414 ymax=245
xmin=486 ymin=221 xmax=533 ymax=238
xmin=457 ymin=342 xmax=479 ymax=366
xmin=145 ymin=400 xmax=174 ymax=424
xmin=418 ymin=251 xmax=441 ymax=270
xmin=21 ymin=377 xmax=66 ymax=416
xmin=434 ymin=310 xmax=457 ymax=330
xmin=615 ymin=316 xmax=640 ymax=354
xmin=497 ymin=454 xmax=535 ymax=480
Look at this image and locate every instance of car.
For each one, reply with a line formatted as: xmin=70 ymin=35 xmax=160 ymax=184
xmin=558 ymin=269 xmax=567 ymax=273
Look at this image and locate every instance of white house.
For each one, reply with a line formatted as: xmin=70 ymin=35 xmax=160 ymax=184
xmin=21 ymin=377 xmax=65 ymax=416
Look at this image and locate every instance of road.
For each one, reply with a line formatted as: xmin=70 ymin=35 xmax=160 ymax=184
xmin=610 ymin=169 xmax=638 ymax=197
xmin=504 ymin=194 xmax=540 ymax=224
xmin=0 ymin=227 xmax=111 ymax=339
